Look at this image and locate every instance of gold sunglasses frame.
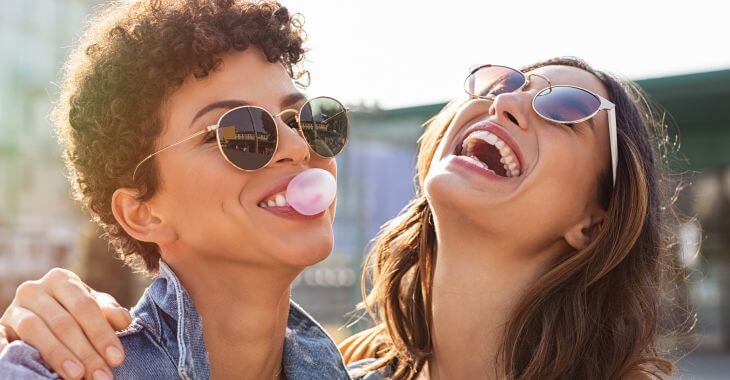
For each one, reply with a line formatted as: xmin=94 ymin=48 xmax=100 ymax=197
xmin=132 ymin=96 xmax=350 ymax=180
xmin=465 ymin=64 xmax=618 ymax=187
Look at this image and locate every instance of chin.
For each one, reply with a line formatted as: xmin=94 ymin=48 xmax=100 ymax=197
xmin=425 ymin=169 xmax=510 ymax=232
xmin=277 ymin=232 xmax=334 ymax=268
xmin=425 ymin=173 xmax=474 ymax=227
xmin=424 ymin=167 xmax=480 ymax=210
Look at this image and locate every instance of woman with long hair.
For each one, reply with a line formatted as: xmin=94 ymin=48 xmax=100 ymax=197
xmin=0 ymin=26 xmax=684 ymax=380
xmin=340 ymin=59 xmax=684 ymax=379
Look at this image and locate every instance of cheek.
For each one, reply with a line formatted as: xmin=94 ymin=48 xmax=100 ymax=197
xmin=158 ymin=151 xmax=245 ymax=219
xmin=533 ymin=135 xmax=597 ymax=214
xmin=430 ymin=137 xmax=450 ymax=166
xmin=539 ymin=128 xmax=596 ymax=184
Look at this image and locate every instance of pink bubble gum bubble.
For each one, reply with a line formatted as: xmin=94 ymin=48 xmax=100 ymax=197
xmin=286 ymin=168 xmax=337 ymax=216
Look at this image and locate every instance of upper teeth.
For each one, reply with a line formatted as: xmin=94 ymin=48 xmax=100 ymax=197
xmin=259 ymin=191 xmax=289 ymax=208
xmin=461 ymin=130 xmax=521 ymax=177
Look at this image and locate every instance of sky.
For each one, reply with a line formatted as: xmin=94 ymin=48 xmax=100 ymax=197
xmin=287 ymin=0 xmax=730 ymax=109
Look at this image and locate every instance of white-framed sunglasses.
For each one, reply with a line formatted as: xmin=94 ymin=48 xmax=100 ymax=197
xmin=465 ymin=64 xmax=618 ymax=187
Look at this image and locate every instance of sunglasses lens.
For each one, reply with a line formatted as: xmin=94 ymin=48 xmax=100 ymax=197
xmin=299 ymin=97 xmax=349 ymax=157
xmin=465 ymin=65 xmax=525 ymax=98
xmin=217 ymin=107 xmax=277 ymax=170
xmin=533 ymin=86 xmax=601 ymax=123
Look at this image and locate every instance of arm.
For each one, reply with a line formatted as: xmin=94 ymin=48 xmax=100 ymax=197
xmin=0 ymin=268 xmax=132 ymax=379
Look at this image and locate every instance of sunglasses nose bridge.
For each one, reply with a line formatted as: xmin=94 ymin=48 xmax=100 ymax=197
xmin=269 ymin=116 xmax=311 ymax=167
xmin=526 ymin=73 xmax=552 ymax=90
xmin=273 ymin=109 xmax=308 ymax=142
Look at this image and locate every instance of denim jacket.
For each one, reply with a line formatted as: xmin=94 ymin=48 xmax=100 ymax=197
xmin=0 ymin=261 xmax=351 ymax=380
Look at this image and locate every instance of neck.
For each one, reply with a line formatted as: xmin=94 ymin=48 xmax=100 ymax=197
xmin=427 ymin=214 xmax=559 ymax=380
xmin=165 ymin=255 xmax=298 ymax=380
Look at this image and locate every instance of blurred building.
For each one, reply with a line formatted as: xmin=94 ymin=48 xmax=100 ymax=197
xmin=0 ymin=0 xmax=104 ymax=307
xmin=641 ymin=70 xmax=730 ymax=350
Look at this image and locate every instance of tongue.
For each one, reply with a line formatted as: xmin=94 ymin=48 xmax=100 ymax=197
xmin=471 ymin=140 xmax=507 ymax=177
xmin=286 ymin=168 xmax=337 ymax=216
xmin=466 ymin=155 xmax=497 ymax=175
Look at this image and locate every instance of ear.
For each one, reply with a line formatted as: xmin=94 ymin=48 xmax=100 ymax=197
xmin=563 ymin=205 xmax=607 ymax=251
xmin=111 ymin=188 xmax=178 ymax=246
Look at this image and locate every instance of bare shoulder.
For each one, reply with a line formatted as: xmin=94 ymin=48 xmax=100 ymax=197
xmin=338 ymin=325 xmax=386 ymax=365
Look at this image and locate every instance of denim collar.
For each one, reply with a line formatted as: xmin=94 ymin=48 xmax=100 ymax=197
xmin=133 ymin=260 xmax=350 ymax=379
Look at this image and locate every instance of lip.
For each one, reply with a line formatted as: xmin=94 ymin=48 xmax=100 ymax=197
xmin=261 ymin=206 xmax=326 ymax=221
xmin=446 ymin=155 xmax=514 ymax=181
xmin=453 ymin=120 xmax=525 ymax=171
xmin=258 ymin=174 xmax=298 ymax=204
xmin=257 ymin=172 xmax=328 ymax=221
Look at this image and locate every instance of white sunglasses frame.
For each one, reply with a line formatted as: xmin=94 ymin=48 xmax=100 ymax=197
xmin=465 ymin=64 xmax=618 ymax=187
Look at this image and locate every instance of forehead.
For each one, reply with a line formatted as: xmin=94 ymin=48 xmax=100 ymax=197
xmin=171 ymin=49 xmax=297 ymax=107
xmin=526 ymin=65 xmax=609 ymax=100
xmin=159 ymin=48 xmax=299 ymax=138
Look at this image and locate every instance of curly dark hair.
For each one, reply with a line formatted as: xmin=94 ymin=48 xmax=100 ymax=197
xmin=53 ymin=0 xmax=307 ymax=273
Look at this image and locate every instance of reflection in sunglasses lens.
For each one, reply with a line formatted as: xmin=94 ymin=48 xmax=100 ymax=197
xmin=533 ymin=86 xmax=600 ymax=123
xmin=299 ymin=97 xmax=348 ymax=157
xmin=466 ymin=66 xmax=525 ymax=98
xmin=217 ymin=107 xmax=277 ymax=170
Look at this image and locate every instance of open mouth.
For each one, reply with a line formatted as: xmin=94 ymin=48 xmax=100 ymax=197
xmin=455 ymin=129 xmax=522 ymax=178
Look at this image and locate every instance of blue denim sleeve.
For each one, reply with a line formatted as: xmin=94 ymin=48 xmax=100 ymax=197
xmin=0 ymin=341 xmax=59 ymax=379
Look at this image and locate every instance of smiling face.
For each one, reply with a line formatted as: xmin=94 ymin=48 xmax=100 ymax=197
xmin=137 ymin=48 xmax=337 ymax=269
xmin=424 ymin=65 xmax=612 ymax=255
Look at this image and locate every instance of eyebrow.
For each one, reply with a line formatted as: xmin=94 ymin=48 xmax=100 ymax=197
xmin=189 ymin=92 xmax=308 ymax=128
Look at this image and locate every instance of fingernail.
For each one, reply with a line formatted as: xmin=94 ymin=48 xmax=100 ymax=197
xmin=119 ymin=308 xmax=132 ymax=323
xmin=93 ymin=369 xmax=112 ymax=380
xmin=62 ymin=360 xmax=83 ymax=378
xmin=106 ymin=345 xmax=123 ymax=365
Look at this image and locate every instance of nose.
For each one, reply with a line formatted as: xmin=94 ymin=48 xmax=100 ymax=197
xmin=268 ymin=116 xmax=310 ymax=167
xmin=488 ymin=92 xmax=531 ymax=131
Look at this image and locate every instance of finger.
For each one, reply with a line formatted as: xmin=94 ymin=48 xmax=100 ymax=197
xmin=0 ymin=320 xmax=18 ymax=343
xmin=4 ymin=306 xmax=85 ymax=380
xmin=19 ymin=287 xmax=118 ymax=378
xmin=48 ymin=279 xmax=126 ymax=368
xmin=0 ymin=325 xmax=9 ymax=351
xmin=92 ymin=292 xmax=132 ymax=331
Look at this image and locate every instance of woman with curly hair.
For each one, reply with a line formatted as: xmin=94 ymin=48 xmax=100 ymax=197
xmin=0 ymin=5 xmax=686 ymax=380
xmin=0 ymin=0 xmax=351 ymax=379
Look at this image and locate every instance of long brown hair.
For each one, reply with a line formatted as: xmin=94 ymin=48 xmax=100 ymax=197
xmin=353 ymin=57 xmax=687 ymax=379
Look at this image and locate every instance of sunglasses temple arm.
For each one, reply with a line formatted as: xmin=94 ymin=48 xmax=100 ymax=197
xmin=132 ymin=126 xmax=215 ymax=180
xmin=608 ymin=107 xmax=618 ymax=187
